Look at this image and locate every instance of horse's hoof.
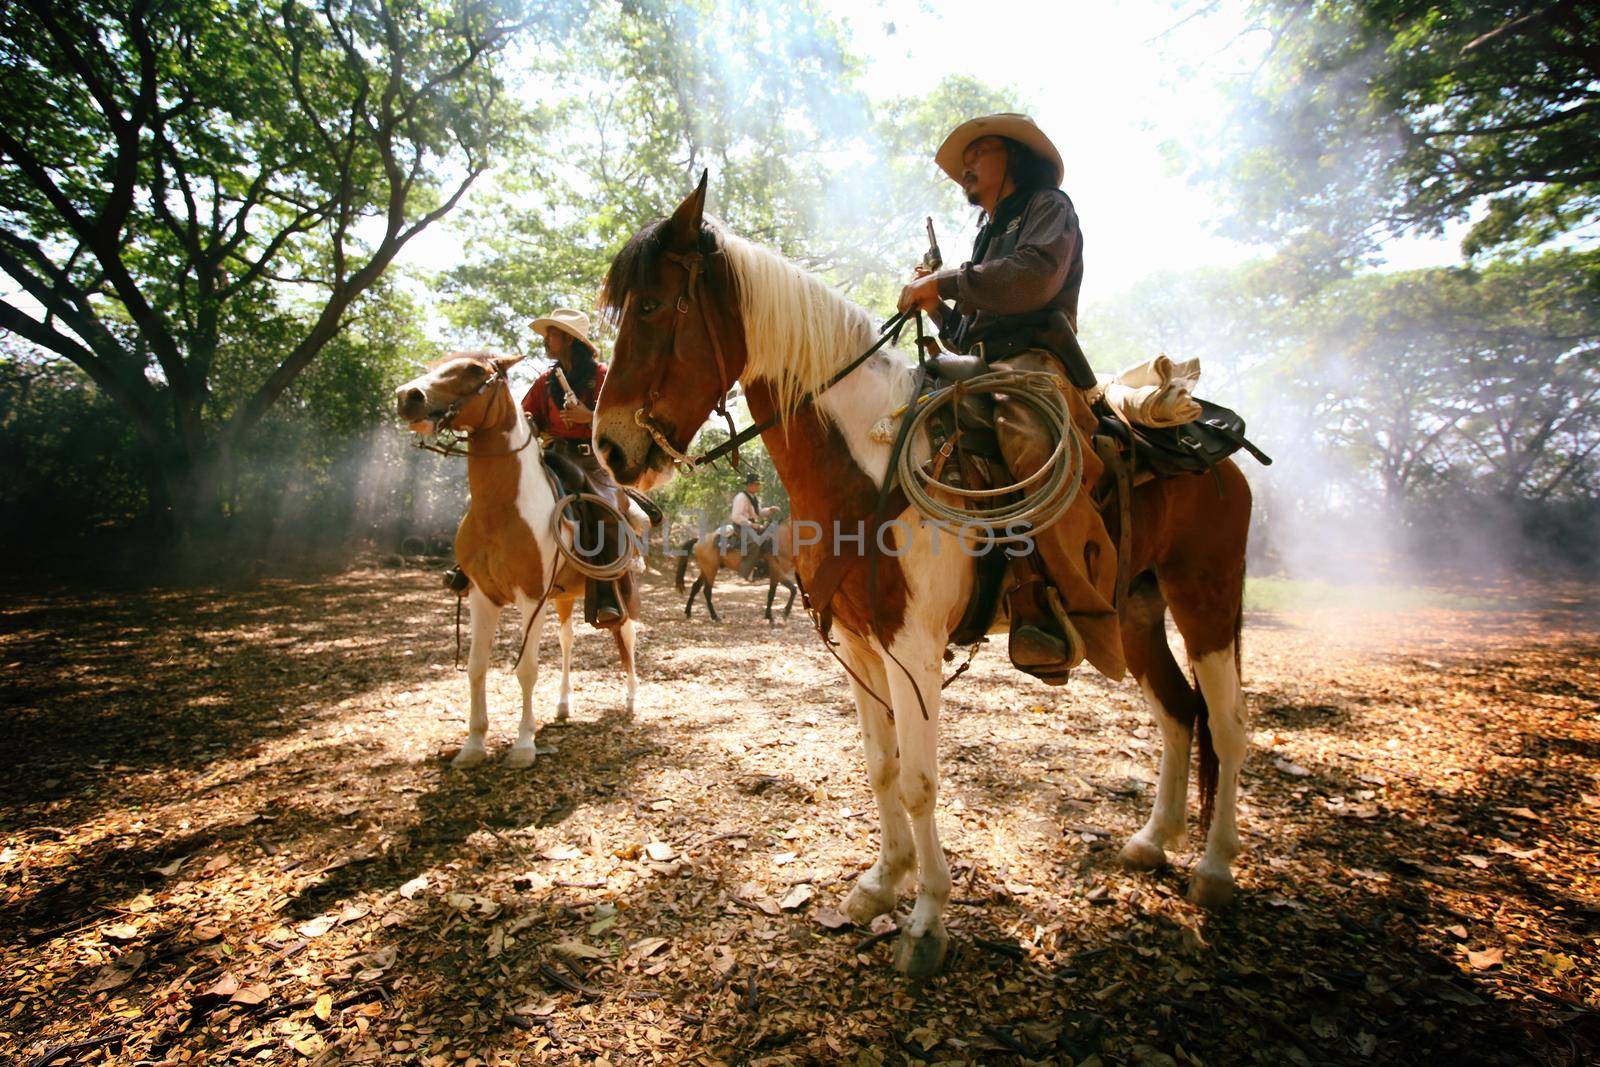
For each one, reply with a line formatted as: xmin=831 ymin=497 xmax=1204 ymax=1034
xmin=504 ymin=745 xmax=537 ymax=769
xmin=1188 ymin=868 xmax=1236 ymax=910
xmin=1119 ymin=836 xmax=1168 ymax=871
xmin=892 ymin=923 xmax=949 ymax=980
xmin=451 ymin=745 xmax=488 ymax=769
xmin=554 ymin=702 xmax=569 ymax=723
xmin=843 ymin=881 xmax=897 ymax=926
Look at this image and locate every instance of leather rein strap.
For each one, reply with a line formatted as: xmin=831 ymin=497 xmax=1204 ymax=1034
xmin=417 ymin=365 xmax=539 ymax=460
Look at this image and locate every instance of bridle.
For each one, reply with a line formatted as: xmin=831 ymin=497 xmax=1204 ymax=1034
xmin=631 ymin=247 xmax=744 ymax=470
xmin=627 ymin=245 xmax=913 ymax=475
xmin=415 ymin=360 xmax=538 ymax=460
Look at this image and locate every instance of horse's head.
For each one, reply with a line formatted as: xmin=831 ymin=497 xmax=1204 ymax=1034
xmin=395 ymin=351 xmax=524 ymax=436
xmin=593 ymin=173 xmax=749 ymax=489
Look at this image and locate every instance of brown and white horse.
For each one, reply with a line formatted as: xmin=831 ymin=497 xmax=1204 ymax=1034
xmin=674 ymin=521 xmax=798 ymax=623
xmin=395 ymin=352 xmax=642 ymax=768
xmin=593 ymin=178 xmax=1251 ymax=977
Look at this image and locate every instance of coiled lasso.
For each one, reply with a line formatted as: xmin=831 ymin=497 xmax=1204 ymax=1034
xmin=893 ymin=369 xmax=1083 ymax=546
xmin=541 ymin=470 xmax=640 ymax=582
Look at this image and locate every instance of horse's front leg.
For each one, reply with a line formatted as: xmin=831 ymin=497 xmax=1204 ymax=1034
xmin=456 ymin=586 xmax=502 ymax=769
xmin=765 ymin=576 xmax=777 ymax=624
xmin=882 ymin=631 xmax=951 ymax=979
xmin=614 ymin=617 xmax=638 ymax=719
xmin=505 ymin=591 xmax=547 ymax=769
xmin=782 ymin=578 xmax=797 ymax=619
xmin=555 ymin=596 xmax=575 ymax=722
xmin=701 ymin=574 xmax=719 ymax=622
xmin=838 ymin=637 xmax=914 ymax=927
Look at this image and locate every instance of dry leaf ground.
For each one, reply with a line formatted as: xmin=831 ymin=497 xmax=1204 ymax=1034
xmin=2 ymin=561 xmax=1597 ymax=1066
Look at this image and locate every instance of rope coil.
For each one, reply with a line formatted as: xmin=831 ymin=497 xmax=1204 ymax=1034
xmin=893 ymin=369 xmax=1083 ymax=545
xmin=549 ymin=489 xmax=639 ymax=581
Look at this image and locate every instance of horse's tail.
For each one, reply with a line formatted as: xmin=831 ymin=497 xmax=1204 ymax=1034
xmin=1195 ymin=686 xmax=1218 ymax=838
xmin=674 ymin=538 xmax=697 ymax=592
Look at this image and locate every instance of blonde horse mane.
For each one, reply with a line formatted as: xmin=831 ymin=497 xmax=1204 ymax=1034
xmin=717 ymin=231 xmax=880 ymax=420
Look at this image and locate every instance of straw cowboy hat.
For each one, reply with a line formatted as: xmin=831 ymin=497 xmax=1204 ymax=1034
xmin=935 ymin=112 xmax=1064 ymax=188
xmin=528 ymin=307 xmax=594 ymax=348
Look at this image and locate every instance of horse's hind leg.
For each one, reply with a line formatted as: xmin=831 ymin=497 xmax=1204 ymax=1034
xmin=685 ymin=576 xmax=701 ymax=618
xmin=1187 ymin=637 xmax=1247 ymax=908
xmin=456 ymin=586 xmax=502 ymax=769
xmin=1163 ymin=556 xmax=1249 ymax=908
xmin=505 ymin=592 xmax=546 ymax=769
xmin=1118 ymin=575 xmax=1200 ymax=870
xmin=782 ymin=578 xmax=796 ymax=618
xmin=555 ymin=596 xmax=575 ymax=723
xmin=765 ymin=575 xmax=777 ymax=624
xmin=614 ymin=617 xmax=638 ymax=719
xmin=838 ymin=637 xmax=915 ymax=928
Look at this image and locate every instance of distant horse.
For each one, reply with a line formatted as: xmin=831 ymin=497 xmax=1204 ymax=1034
xmin=593 ymin=176 xmax=1253 ymax=978
xmin=674 ymin=521 xmax=798 ymax=623
xmin=395 ymin=352 xmax=643 ymax=768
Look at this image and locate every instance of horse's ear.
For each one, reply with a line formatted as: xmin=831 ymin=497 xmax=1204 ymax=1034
xmin=492 ymin=353 xmax=525 ymax=374
xmin=662 ymin=170 xmax=709 ymax=249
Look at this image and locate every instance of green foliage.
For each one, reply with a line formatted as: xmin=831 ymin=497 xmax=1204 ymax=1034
xmin=442 ymin=1 xmax=1019 ymax=347
xmin=0 ymin=0 xmax=570 ymax=532
xmin=1089 ymin=250 xmax=1600 ymax=509
xmin=1196 ymin=1 xmax=1600 ymax=263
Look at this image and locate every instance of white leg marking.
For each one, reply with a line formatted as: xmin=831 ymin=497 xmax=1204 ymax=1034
xmin=616 ymin=618 xmax=638 ymax=718
xmin=1191 ymin=643 xmax=1247 ymax=908
xmin=555 ymin=598 xmax=575 ymax=722
xmin=883 ymin=632 xmax=951 ymax=978
xmin=455 ymin=587 xmax=501 ymax=769
xmin=1120 ymin=678 xmax=1194 ymax=870
xmin=505 ymin=592 xmax=545 ymax=769
xmin=839 ymin=640 xmax=913 ymax=927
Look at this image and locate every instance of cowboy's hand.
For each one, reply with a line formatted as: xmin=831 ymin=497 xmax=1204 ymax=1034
xmin=897 ymin=273 xmax=942 ymax=313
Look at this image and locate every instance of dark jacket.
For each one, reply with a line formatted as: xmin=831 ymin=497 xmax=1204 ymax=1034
xmin=934 ymin=187 xmax=1084 ymax=354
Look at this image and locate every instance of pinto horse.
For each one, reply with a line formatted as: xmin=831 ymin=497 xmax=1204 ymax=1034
xmin=395 ymin=352 xmax=642 ymax=768
xmin=674 ymin=521 xmax=798 ymax=623
xmin=593 ymin=177 xmax=1252 ymax=977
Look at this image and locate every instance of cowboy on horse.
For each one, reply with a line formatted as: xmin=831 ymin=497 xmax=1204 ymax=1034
xmin=724 ymin=470 xmax=779 ymax=578
xmin=522 ymin=307 xmax=637 ymax=627
xmin=897 ymin=113 xmax=1122 ymax=684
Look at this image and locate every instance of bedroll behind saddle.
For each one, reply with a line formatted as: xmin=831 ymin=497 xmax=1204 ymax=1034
xmin=1098 ymin=397 xmax=1272 ymax=479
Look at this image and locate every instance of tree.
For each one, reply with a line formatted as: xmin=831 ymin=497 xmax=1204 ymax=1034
xmin=0 ymin=0 xmax=572 ymax=535
xmin=441 ymin=0 xmax=1016 ymax=349
xmin=1195 ymin=1 xmax=1600 ymax=263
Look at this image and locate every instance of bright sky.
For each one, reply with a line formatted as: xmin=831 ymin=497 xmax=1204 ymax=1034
xmin=821 ymin=0 xmax=1467 ymax=311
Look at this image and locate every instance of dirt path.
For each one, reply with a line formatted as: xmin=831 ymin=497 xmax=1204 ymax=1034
xmin=2 ymin=564 xmax=1596 ymax=1066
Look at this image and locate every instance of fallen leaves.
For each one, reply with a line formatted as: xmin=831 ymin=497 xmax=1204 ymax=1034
xmin=5 ymin=567 xmax=1596 ymax=1067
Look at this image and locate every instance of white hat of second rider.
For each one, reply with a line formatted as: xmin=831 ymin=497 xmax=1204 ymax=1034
xmin=935 ymin=112 xmax=1065 ymax=188
xmin=528 ymin=307 xmax=594 ymax=348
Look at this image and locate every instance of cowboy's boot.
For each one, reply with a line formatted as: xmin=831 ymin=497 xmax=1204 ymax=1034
xmin=587 ymin=577 xmax=624 ymax=627
xmin=442 ymin=563 xmax=470 ymax=595
xmin=578 ymin=503 xmax=626 ymax=628
xmin=992 ymin=351 xmax=1126 ymax=680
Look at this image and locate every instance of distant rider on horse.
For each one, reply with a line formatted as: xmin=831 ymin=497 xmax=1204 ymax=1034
xmin=897 ymin=113 xmax=1124 ymax=682
xmin=727 ymin=470 xmax=779 ymax=579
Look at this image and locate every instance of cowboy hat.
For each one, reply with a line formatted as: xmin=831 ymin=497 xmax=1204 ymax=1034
xmin=528 ymin=307 xmax=594 ymax=348
xmin=935 ymin=113 xmax=1064 ymax=188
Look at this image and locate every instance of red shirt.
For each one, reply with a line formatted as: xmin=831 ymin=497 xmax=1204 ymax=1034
xmin=521 ymin=363 xmax=607 ymax=441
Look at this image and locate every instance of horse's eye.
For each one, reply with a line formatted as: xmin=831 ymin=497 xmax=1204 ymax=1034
xmin=639 ymin=299 xmax=661 ymax=315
